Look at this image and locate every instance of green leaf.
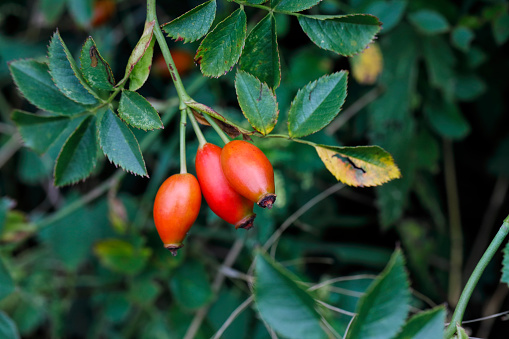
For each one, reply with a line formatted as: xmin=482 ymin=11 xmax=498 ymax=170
xmin=346 ymin=249 xmax=410 ymax=339
xmin=125 ymin=20 xmax=155 ymax=79
xmin=80 ymin=37 xmax=115 ymax=90
xmin=195 ymin=8 xmax=247 ymax=77
xmin=40 ymin=0 xmax=66 ymax=24
xmin=502 ymin=240 xmax=509 ymax=286
xmin=54 ymin=116 xmax=98 ymax=186
xmin=99 ymin=109 xmax=147 ymax=176
xmin=451 ymin=26 xmax=474 ymax=52
xmin=11 ymin=110 xmax=70 ymax=155
xmin=118 ymin=90 xmax=162 ymax=130
xmin=421 ymin=36 xmax=455 ymax=96
xmin=424 ymin=97 xmax=470 ymax=140
xmin=298 ymin=14 xmax=381 ymax=56
xmin=394 ymin=306 xmax=446 ymax=339
xmin=454 ymin=74 xmax=485 ymax=101
xmin=9 ymin=60 xmax=86 ymax=115
xmin=364 ymin=1 xmax=406 ymax=33
xmin=129 ymin=38 xmax=154 ymax=91
xmin=0 ymin=198 xmax=13 ymax=234
xmin=94 ymin=239 xmax=151 ymax=275
xmin=408 ymin=10 xmax=450 ymax=35
xmin=170 ymin=260 xmax=213 ymax=309
xmin=271 ymin=0 xmax=321 ymax=13
xmin=67 ymin=0 xmax=93 ymax=27
xmin=162 ymin=0 xmax=216 ymax=43
xmin=235 ymin=71 xmax=278 ymax=135
xmin=48 ymin=31 xmax=98 ymax=105
xmin=254 ymin=251 xmax=326 ymax=339
xmin=0 ymin=312 xmax=20 ymax=339
xmin=208 ymin=289 xmax=250 ymax=339
xmin=0 ymin=258 xmax=14 ymax=301
xmin=240 ymin=13 xmax=280 ymax=88
xmin=246 ymin=0 xmax=268 ymax=4
xmin=288 ymin=71 xmax=348 ymax=138
xmin=492 ymin=12 xmax=509 ymax=45
xmin=315 ymin=145 xmax=401 ymax=187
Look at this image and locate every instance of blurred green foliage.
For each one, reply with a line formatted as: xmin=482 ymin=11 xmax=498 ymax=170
xmin=1 ymin=0 xmax=509 ymax=338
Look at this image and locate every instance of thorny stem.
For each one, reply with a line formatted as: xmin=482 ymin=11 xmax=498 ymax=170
xmin=201 ymin=113 xmax=230 ymax=145
xmin=444 ymin=219 xmax=509 ymax=338
xmin=180 ymin=108 xmax=187 ymax=174
xmin=187 ymin=108 xmax=207 ymax=147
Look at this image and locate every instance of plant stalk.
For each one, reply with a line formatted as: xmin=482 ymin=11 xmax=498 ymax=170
xmin=187 ymin=108 xmax=207 ymax=147
xmin=201 ymin=113 xmax=230 ymax=145
xmin=444 ymin=219 xmax=509 ymax=338
xmin=180 ymin=108 xmax=187 ymax=174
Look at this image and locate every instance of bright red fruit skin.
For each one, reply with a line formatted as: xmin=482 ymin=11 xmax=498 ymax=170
xmin=220 ymin=140 xmax=276 ymax=209
xmin=196 ymin=143 xmax=256 ymax=229
xmin=153 ymin=173 xmax=201 ymax=255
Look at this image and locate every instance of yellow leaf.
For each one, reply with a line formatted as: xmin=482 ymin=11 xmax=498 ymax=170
xmin=315 ymin=145 xmax=401 ymax=187
xmin=350 ymin=43 xmax=383 ymax=85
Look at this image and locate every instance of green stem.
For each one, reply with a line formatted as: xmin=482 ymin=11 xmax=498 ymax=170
xmin=147 ymin=0 xmax=191 ymax=106
xmin=263 ymin=133 xmax=316 ymax=147
xmin=444 ymin=219 xmax=509 ymax=338
xmin=202 ymin=113 xmax=230 ymax=145
xmin=234 ymin=0 xmax=301 ymax=16
xmin=180 ymin=108 xmax=187 ymax=174
xmin=187 ymin=108 xmax=207 ymax=147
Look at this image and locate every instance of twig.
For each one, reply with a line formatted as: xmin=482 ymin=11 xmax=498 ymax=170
xmin=211 ymin=295 xmax=254 ymax=339
xmin=325 ymin=87 xmax=382 ymax=134
xmin=183 ymin=238 xmax=245 ymax=339
xmin=0 ymin=134 xmax=22 ymax=168
xmin=463 ymin=177 xmax=509 ymax=279
xmin=316 ymin=300 xmax=356 ymax=317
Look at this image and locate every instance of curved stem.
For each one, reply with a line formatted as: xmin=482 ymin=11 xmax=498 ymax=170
xmin=444 ymin=219 xmax=509 ymax=338
xmin=180 ymin=108 xmax=187 ymax=174
xmin=147 ymin=0 xmax=191 ymax=106
xmin=201 ymin=113 xmax=230 ymax=145
xmin=187 ymin=108 xmax=207 ymax=147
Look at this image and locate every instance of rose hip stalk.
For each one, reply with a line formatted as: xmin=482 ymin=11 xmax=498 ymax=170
xmin=196 ymin=143 xmax=256 ymax=229
xmin=153 ymin=173 xmax=201 ymax=256
xmin=221 ymin=140 xmax=276 ymax=209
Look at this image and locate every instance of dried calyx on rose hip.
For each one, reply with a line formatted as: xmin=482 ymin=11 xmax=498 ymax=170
xmin=220 ymin=140 xmax=276 ymax=209
xmin=196 ymin=143 xmax=256 ymax=229
xmin=153 ymin=173 xmax=201 ymax=256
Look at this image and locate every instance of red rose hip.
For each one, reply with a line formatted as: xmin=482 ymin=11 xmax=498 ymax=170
xmin=153 ymin=173 xmax=201 ymax=255
xmin=196 ymin=143 xmax=256 ymax=229
xmin=220 ymin=140 xmax=276 ymax=209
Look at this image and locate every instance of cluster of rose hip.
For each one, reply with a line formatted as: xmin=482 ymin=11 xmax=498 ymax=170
xmin=153 ymin=139 xmax=276 ymax=256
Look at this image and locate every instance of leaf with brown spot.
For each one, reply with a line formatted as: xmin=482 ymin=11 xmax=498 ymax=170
xmin=315 ymin=145 xmax=401 ymax=187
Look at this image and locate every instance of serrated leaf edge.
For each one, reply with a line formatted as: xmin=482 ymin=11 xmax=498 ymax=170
xmin=79 ymin=36 xmax=116 ymax=90
xmin=272 ymin=0 xmax=323 ymax=13
xmin=117 ymin=90 xmax=163 ymax=131
xmin=287 ymin=71 xmax=349 ymax=138
xmin=195 ymin=8 xmax=247 ymax=78
xmin=235 ymin=70 xmax=279 ymax=135
xmin=161 ymin=0 xmax=217 ymax=43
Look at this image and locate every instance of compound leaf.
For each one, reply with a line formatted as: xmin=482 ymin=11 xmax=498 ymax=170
xmin=118 ymin=90 xmax=162 ymax=131
xmin=162 ymin=0 xmax=216 ymax=43
xmin=48 ymin=30 xmax=98 ymax=105
xmin=316 ymin=145 xmax=401 ymax=187
xmin=98 ymin=109 xmax=147 ymax=177
xmin=11 ymin=110 xmax=70 ymax=155
xmin=288 ymin=71 xmax=348 ymax=138
xmin=235 ymin=70 xmax=278 ymax=135
xmin=346 ymin=249 xmax=410 ymax=339
xmin=80 ymin=37 xmax=115 ymax=90
xmin=195 ymin=8 xmax=246 ymax=77
xmin=240 ymin=13 xmax=281 ymax=89
xmin=9 ymin=60 xmax=86 ymax=116
xmin=54 ymin=116 xmax=98 ymax=186
xmin=298 ymin=14 xmax=381 ymax=56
